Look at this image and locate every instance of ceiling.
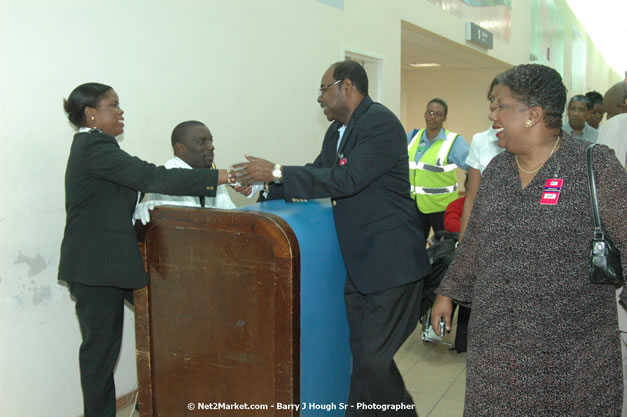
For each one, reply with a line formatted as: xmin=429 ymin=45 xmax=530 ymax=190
xmin=566 ymin=0 xmax=626 ymax=77
xmin=401 ymin=21 xmax=509 ymax=71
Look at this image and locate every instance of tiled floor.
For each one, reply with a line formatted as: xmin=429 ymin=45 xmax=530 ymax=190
xmin=117 ymin=320 xmax=466 ymax=417
xmin=396 ymin=321 xmax=466 ymax=417
xmin=117 ymin=400 xmax=139 ymax=417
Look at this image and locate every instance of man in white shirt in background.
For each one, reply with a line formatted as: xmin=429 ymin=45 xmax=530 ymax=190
xmin=597 ymin=78 xmax=627 ymax=417
xmin=134 ymin=120 xmax=260 ymax=224
xmin=562 ymin=94 xmax=599 ymax=143
xmin=598 ymin=80 xmax=627 ymax=168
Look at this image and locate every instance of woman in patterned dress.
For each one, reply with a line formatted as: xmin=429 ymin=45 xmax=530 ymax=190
xmin=431 ymin=64 xmax=627 ymax=416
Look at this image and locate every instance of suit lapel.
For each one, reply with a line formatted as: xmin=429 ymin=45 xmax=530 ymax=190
xmin=337 ymin=96 xmax=373 ymax=158
xmin=324 ymin=123 xmax=341 ymax=165
xmin=337 ymin=124 xmax=353 ymax=159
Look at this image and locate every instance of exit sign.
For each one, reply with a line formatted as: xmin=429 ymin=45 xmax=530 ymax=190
xmin=466 ymin=21 xmax=493 ymax=50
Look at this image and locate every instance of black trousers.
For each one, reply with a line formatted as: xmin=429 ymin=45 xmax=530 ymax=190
xmin=69 ymin=282 xmax=134 ymax=417
xmin=416 ymin=210 xmax=445 ymax=239
xmin=344 ymin=276 xmax=423 ymax=417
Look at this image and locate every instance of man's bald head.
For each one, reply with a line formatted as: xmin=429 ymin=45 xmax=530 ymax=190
xmin=604 ymin=81 xmax=627 ymax=120
xmin=171 ymin=120 xmax=206 ymax=148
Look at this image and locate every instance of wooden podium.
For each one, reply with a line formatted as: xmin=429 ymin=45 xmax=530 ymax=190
xmin=135 ymin=199 xmax=350 ymax=416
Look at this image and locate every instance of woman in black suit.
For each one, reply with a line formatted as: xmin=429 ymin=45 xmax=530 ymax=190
xmin=59 ymin=83 xmax=230 ymax=417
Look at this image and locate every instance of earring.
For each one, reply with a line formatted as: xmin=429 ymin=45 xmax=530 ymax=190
xmin=525 ymin=120 xmax=532 ymax=128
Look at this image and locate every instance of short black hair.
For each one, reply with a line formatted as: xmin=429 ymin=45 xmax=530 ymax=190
xmin=585 ymin=90 xmax=603 ymax=107
xmin=568 ymin=94 xmax=592 ymax=110
xmin=171 ymin=120 xmax=206 ymax=149
xmin=63 ymin=82 xmax=113 ymax=128
xmin=498 ymin=64 xmax=566 ymax=129
xmin=427 ymin=98 xmax=448 ymax=116
xmin=331 ymin=59 xmax=368 ymax=96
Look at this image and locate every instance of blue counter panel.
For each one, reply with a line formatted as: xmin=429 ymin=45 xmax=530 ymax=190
xmin=240 ymin=199 xmax=351 ymax=415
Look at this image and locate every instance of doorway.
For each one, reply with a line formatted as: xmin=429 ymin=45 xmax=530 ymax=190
xmin=401 ymin=21 xmax=510 ymax=140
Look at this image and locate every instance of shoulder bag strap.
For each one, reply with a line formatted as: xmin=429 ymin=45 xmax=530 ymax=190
xmin=586 ymin=143 xmax=604 ymax=240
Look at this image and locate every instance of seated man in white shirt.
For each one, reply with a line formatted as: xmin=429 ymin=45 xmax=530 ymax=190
xmin=134 ymin=120 xmax=260 ymax=224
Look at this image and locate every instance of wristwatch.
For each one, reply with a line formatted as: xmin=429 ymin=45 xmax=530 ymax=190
xmin=272 ymin=164 xmax=283 ymax=183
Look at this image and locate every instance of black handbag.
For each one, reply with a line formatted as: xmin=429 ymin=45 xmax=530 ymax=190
xmin=586 ymin=144 xmax=624 ymax=286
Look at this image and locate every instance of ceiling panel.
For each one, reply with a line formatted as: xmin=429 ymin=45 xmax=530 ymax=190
xmin=401 ymin=21 xmax=509 ymax=71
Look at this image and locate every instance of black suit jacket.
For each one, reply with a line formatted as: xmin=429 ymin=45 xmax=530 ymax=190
xmin=58 ymin=130 xmax=219 ymax=289
xmin=269 ymin=97 xmax=430 ymax=293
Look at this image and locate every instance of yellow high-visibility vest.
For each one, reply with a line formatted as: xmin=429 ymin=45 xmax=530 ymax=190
xmin=408 ymin=128 xmax=459 ymax=214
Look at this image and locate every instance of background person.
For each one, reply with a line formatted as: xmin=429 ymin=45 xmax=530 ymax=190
xmin=562 ymin=94 xmax=598 ymax=142
xmin=407 ymin=98 xmax=469 ymax=238
xmin=598 ymin=78 xmax=627 ymax=417
xmin=442 ymin=173 xmax=470 ymax=353
xmin=59 ymin=83 xmax=232 ymax=417
xmin=432 ymin=64 xmax=626 ymax=416
xmin=585 ymin=90 xmax=605 ymax=129
xmin=443 ymin=173 xmax=468 ymax=234
xmin=603 ymin=79 xmax=627 ymax=120
xmin=598 ymin=80 xmax=627 ymax=168
xmin=458 ymin=76 xmax=505 ymax=240
xmin=233 ymin=60 xmax=430 ymax=417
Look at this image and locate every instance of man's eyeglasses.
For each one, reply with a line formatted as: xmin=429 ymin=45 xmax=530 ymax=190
xmin=319 ymin=79 xmax=342 ymax=96
xmin=425 ymin=110 xmax=445 ymax=118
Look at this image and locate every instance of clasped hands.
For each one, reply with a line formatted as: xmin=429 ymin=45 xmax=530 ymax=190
xmin=228 ymin=155 xmax=277 ymax=189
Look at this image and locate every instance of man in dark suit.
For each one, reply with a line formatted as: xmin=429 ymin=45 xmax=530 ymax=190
xmin=234 ymin=60 xmax=430 ymax=416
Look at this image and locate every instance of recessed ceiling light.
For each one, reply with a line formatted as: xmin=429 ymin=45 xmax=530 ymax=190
xmin=409 ymin=62 xmax=441 ymax=68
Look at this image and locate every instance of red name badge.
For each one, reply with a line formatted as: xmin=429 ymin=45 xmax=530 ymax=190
xmin=338 ymin=158 xmax=347 ymax=166
xmin=544 ymin=178 xmax=563 ymax=192
xmin=540 ymin=178 xmax=563 ymax=205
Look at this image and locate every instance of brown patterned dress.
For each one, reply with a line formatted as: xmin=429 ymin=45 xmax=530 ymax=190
xmin=437 ymin=132 xmax=627 ymax=416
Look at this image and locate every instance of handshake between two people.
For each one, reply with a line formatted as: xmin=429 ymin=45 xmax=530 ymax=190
xmin=228 ymin=155 xmax=281 ymax=188
xmin=133 ymin=155 xmax=280 ymax=226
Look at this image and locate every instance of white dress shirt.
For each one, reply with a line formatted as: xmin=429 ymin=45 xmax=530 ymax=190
xmin=133 ymin=156 xmax=264 ymax=224
xmin=597 ymin=113 xmax=627 ymax=169
xmin=465 ymin=127 xmax=504 ymax=174
xmin=142 ymin=156 xmax=237 ymax=209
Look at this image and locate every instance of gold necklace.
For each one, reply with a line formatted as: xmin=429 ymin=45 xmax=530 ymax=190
xmin=515 ymin=135 xmax=560 ymax=175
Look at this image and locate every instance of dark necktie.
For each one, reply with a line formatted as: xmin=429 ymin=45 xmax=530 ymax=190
xmin=199 ymin=196 xmax=205 ymax=208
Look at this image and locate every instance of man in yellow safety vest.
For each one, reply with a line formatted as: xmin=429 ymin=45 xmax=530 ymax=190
xmin=408 ymin=98 xmax=469 ymax=239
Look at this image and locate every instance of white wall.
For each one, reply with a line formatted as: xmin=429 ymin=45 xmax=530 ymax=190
xmin=553 ymin=0 xmax=622 ymax=94
xmin=0 ymin=1 xmax=618 ymax=416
